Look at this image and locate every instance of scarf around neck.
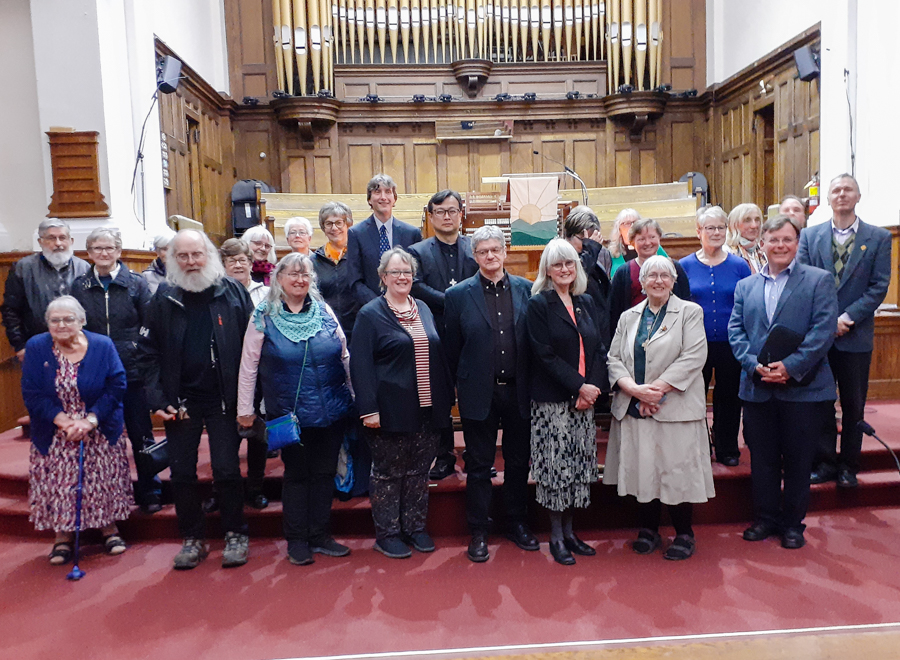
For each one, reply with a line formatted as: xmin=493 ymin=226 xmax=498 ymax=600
xmin=254 ymin=298 xmax=323 ymax=342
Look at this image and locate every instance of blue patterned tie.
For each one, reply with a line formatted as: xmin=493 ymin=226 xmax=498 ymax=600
xmin=379 ymin=224 xmax=390 ymax=257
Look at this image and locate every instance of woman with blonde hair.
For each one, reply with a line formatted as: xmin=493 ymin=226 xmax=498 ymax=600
xmin=726 ymin=203 xmax=766 ymax=273
xmin=242 ymin=225 xmax=278 ymax=285
xmin=607 ymin=208 xmax=642 ymax=276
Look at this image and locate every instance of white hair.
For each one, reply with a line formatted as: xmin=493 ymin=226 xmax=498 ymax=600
xmin=284 ymin=217 xmax=314 ymax=240
xmin=638 ymin=255 xmax=678 ymax=283
xmin=167 ymin=229 xmax=225 ymax=293
xmin=242 ymin=225 xmax=277 ymax=264
xmin=532 ymin=238 xmax=588 ymax=296
xmin=264 ymin=253 xmax=322 ymax=309
xmin=471 ymin=225 xmax=506 ymax=252
xmin=45 ymin=295 xmax=86 ymax=324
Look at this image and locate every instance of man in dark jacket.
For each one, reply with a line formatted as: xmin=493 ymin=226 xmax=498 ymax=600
xmin=73 ymin=227 xmax=161 ymax=513
xmin=2 ymin=219 xmax=90 ymax=360
xmin=136 ymin=229 xmax=253 ymax=570
xmin=408 ymin=190 xmax=479 ymax=480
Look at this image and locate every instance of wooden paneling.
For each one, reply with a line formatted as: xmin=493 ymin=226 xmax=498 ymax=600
xmin=224 ymin=0 xmax=278 ymax=101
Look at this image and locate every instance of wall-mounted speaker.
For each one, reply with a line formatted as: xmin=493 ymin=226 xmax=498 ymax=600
xmin=794 ymin=46 xmax=820 ymax=82
xmin=157 ymin=55 xmax=182 ymax=94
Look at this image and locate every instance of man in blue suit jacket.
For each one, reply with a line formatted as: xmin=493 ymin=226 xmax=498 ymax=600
xmin=798 ymin=174 xmax=892 ymax=488
xmin=729 ymin=215 xmax=838 ymax=549
xmin=346 ymin=174 xmax=423 ymax=305
xmin=444 ymin=225 xmax=538 ymax=562
xmin=409 ymin=190 xmax=479 ymax=480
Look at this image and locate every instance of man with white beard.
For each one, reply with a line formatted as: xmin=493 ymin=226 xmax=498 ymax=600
xmin=137 ymin=229 xmax=254 ymax=570
xmin=2 ymin=219 xmax=90 ymax=360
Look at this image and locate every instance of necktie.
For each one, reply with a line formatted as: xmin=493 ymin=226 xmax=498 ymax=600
xmin=379 ymin=224 xmax=390 ymax=257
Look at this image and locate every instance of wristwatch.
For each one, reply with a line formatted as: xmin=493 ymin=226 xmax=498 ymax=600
xmin=86 ymin=413 xmax=99 ymax=428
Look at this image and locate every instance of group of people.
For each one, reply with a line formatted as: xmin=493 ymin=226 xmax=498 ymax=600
xmin=2 ymin=172 xmax=890 ymax=570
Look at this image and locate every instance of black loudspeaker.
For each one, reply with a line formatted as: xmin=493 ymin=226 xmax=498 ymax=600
xmin=794 ymin=46 xmax=820 ymax=82
xmin=157 ymin=55 xmax=182 ymax=94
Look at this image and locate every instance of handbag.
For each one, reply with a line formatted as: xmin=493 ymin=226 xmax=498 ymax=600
xmin=135 ymin=438 xmax=169 ymax=477
xmin=264 ymin=344 xmax=308 ymax=451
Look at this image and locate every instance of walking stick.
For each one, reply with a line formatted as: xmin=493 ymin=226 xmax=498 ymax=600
xmin=67 ymin=439 xmax=86 ymax=581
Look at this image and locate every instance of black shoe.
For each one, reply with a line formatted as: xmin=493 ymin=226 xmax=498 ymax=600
xmin=781 ymin=529 xmax=806 ymax=549
xmin=836 ymin=469 xmax=859 ymax=488
xmin=266 ymin=449 xmax=280 ymax=459
xmin=549 ymin=539 xmax=575 ymax=565
xmin=717 ymin=456 xmax=740 ymax=467
xmin=140 ymin=501 xmax=162 ymax=515
xmin=287 ymin=540 xmax=315 ymax=565
xmin=563 ymin=534 xmax=596 ymax=556
xmin=810 ymin=463 xmax=838 ymax=484
xmin=401 ymin=531 xmax=436 ymax=553
xmin=373 ymin=536 xmax=412 ymax=559
xmin=429 ymin=456 xmax=456 ymax=481
xmin=743 ymin=522 xmax=780 ymax=542
xmin=202 ymin=496 xmax=219 ymax=514
xmin=632 ymin=528 xmax=662 ymax=554
xmin=246 ymin=493 xmax=269 ymax=509
xmin=467 ymin=534 xmax=490 ymax=563
xmin=507 ymin=523 xmax=540 ymax=551
xmin=310 ymin=536 xmax=351 ymax=557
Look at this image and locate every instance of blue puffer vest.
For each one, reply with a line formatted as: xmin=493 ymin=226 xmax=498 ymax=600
xmin=258 ymin=307 xmax=353 ymax=428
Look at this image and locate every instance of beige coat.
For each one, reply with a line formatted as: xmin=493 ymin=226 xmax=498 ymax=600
xmin=607 ymin=294 xmax=708 ymax=422
xmin=603 ymin=294 xmax=715 ymax=504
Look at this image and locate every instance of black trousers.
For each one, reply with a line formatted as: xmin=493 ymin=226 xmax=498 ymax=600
xmin=743 ymin=399 xmax=821 ymax=533
xmin=461 ymin=381 xmax=531 ymax=534
xmin=816 ymin=347 xmax=871 ymax=474
xmin=164 ymin=400 xmax=246 ymax=539
xmin=366 ymin=415 xmax=438 ymax=540
xmin=637 ymin=500 xmax=694 ymax=537
xmin=435 ymin=423 xmax=456 ymax=464
xmin=702 ymin=341 xmax=743 ymax=460
xmin=281 ymin=422 xmax=343 ymax=543
xmin=122 ymin=381 xmax=161 ymax=504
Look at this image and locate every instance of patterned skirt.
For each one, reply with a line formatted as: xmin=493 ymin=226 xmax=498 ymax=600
xmin=530 ymin=401 xmax=599 ymax=512
xmin=29 ymin=434 xmax=134 ymax=532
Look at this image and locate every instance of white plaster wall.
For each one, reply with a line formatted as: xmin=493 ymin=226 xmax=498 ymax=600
xmin=151 ymin=0 xmax=230 ymax=94
xmin=0 ymin=0 xmax=47 ymax=251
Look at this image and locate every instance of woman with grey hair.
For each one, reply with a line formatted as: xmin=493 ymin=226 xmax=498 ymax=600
xmin=72 ymin=227 xmax=161 ymax=513
xmin=242 ymin=225 xmax=278 ymax=285
xmin=312 ymin=201 xmax=359 ymax=340
xmin=143 ymin=231 xmax=176 ymax=295
xmin=350 ymin=247 xmax=454 ymax=559
xmin=284 ymin=216 xmax=314 ymax=255
xmin=238 ymin=253 xmax=354 ymax=565
xmin=726 ymin=203 xmax=766 ymax=274
xmin=21 ymin=295 xmax=133 ymax=565
xmin=526 ymin=239 xmax=606 ymax=565
xmin=604 ymin=255 xmax=713 ymax=561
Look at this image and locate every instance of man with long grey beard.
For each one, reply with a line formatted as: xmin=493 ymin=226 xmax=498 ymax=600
xmin=136 ymin=229 xmax=254 ymax=570
xmin=2 ymin=219 xmax=89 ymax=360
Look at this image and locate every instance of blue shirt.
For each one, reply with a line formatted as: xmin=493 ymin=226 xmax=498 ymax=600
xmin=680 ymin=252 xmax=751 ymax=342
xmin=760 ymin=259 xmax=796 ymax=324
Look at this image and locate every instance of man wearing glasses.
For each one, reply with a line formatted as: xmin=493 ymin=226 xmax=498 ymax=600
xmin=2 ymin=219 xmax=89 ymax=361
xmin=346 ymin=174 xmax=422 ymax=304
xmin=408 ymin=190 xmax=479 ymax=480
xmin=444 ymin=226 xmax=539 ymax=562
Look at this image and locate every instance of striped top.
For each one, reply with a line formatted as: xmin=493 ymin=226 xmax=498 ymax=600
xmin=386 ymin=296 xmax=432 ymax=408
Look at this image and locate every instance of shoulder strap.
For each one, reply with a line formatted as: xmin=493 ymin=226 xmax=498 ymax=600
xmin=292 ymin=343 xmax=310 ymax=414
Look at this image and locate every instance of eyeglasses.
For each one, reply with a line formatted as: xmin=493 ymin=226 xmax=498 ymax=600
xmin=174 ymin=251 xmax=206 ymax=263
xmin=48 ymin=316 xmax=79 ymax=326
xmin=282 ymin=271 xmax=312 ymax=280
xmin=474 ymin=247 xmax=504 ymax=257
xmin=40 ymin=234 xmax=70 ymax=244
xmin=431 ymin=208 xmax=461 ymax=218
xmin=384 ymin=269 xmax=413 ymax=277
xmin=224 ymin=256 xmax=250 ymax=266
xmin=702 ymin=225 xmax=727 ymax=234
xmin=322 ymin=219 xmax=346 ymax=230
xmin=88 ymin=245 xmax=118 ymax=254
xmin=249 ymin=240 xmax=273 ymax=250
xmin=287 ymin=230 xmax=310 ymax=237
xmin=643 ymin=272 xmax=674 ymax=282
xmin=549 ymin=260 xmax=577 ymax=272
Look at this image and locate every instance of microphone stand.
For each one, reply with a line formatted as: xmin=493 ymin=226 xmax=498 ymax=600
xmin=532 ymin=150 xmax=588 ymax=205
xmin=858 ymin=420 xmax=900 ymax=476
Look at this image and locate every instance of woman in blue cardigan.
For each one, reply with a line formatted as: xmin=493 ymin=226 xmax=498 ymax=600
xmin=21 ymin=296 xmax=132 ymax=565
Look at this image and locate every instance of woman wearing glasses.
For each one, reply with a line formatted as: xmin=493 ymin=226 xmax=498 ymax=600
xmin=680 ymin=207 xmax=751 ymax=466
xmin=312 ymin=202 xmax=360 ymax=342
xmin=526 ymin=239 xmax=607 ymax=565
xmin=350 ymin=247 xmax=454 ymax=559
xmin=21 ymin=295 xmax=132 ymax=565
xmin=242 ymin=225 xmax=277 ymax=285
xmin=72 ymin=228 xmax=161 ymax=514
xmin=238 ymin=254 xmax=354 ymax=566
xmin=604 ymin=256 xmax=714 ymax=561
xmin=285 ymin=216 xmax=314 ymax=256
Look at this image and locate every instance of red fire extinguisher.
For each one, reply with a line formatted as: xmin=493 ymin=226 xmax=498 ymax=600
xmin=806 ymin=173 xmax=820 ymax=215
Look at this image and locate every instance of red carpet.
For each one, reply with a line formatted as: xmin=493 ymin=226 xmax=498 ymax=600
xmin=4 ymin=507 xmax=900 ymax=660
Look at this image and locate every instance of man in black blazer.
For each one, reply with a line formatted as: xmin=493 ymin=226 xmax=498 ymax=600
xmin=346 ymin=174 xmax=423 ymax=305
xmin=409 ymin=190 xmax=479 ymax=480
xmin=799 ymin=174 xmax=892 ymax=488
xmin=444 ymin=225 xmax=539 ymax=562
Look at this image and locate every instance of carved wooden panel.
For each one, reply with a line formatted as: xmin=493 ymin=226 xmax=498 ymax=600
xmin=46 ymin=132 xmax=109 ymax=218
